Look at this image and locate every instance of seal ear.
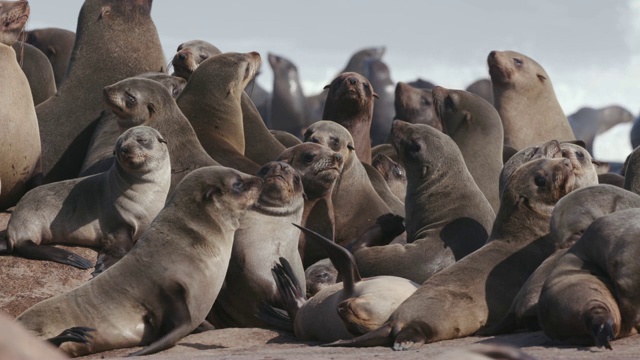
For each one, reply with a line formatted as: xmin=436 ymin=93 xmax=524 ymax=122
xmin=537 ymin=74 xmax=547 ymax=82
xmin=463 ymin=111 xmax=473 ymax=123
xmin=157 ymin=135 xmax=167 ymax=145
xmin=204 ymin=186 xmax=222 ymax=200
xmin=372 ymin=92 xmax=380 ymax=99
xmin=302 ymin=128 xmax=312 ymax=142
xmin=46 ymin=46 xmax=56 ymax=56
xmin=347 ymin=144 xmax=355 ymax=151
xmin=592 ymin=160 xmax=610 ymax=173
xmin=323 ymin=84 xmax=331 ymax=90
xmin=99 ymin=6 xmax=112 ymax=20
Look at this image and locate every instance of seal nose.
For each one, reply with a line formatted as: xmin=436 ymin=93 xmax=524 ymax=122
xmin=177 ymin=52 xmax=187 ymax=61
xmin=333 ymin=153 xmax=343 ymax=163
xmin=562 ymin=158 xmax=572 ymax=169
xmin=348 ymin=77 xmax=358 ymax=85
xmin=489 ymin=51 xmax=497 ymax=59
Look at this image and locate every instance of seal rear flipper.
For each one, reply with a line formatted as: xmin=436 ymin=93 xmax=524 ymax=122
xmin=14 ymin=241 xmax=94 ymax=269
xmin=323 ymin=323 xmax=393 ymax=347
xmin=272 ymin=257 xmax=306 ymax=321
xmin=47 ymin=327 xmax=95 ymax=347
xmin=255 ymin=302 xmax=293 ymax=332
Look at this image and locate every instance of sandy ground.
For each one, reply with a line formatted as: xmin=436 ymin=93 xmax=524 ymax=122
xmin=2 ymin=210 xmax=640 ymax=359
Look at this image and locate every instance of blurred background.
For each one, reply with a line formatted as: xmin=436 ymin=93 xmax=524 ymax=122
xmin=26 ymin=0 xmax=640 ymax=161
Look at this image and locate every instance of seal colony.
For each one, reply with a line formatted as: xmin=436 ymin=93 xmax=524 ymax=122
xmin=2 ymin=0 xmax=639 ymax=358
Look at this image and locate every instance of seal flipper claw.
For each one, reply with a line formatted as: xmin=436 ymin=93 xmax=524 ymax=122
xmin=591 ymin=318 xmax=615 ymax=350
xmin=14 ymin=241 xmax=93 ymax=269
xmin=47 ymin=327 xmax=95 ymax=347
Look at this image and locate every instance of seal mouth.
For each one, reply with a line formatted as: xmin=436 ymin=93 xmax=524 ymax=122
xmin=118 ymin=152 xmax=149 ymax=170
xmin=264 ymin=174 xmax=289 ymax=184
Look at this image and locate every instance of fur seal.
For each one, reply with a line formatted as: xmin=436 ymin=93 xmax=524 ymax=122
xmin=80 ymin=73 xmax=186 ymax=177
xmin=13 ymin=42 xmax=57 ymax=105
xmin=170 ymin=40 xmax=220 ymax=80
xmin=432 ymin=85 xmax=504 ymax=212
xmin=277 ymin=142 xmax=344 ymax=267
xmin=263 ymin=225 xmax=418 ymax=342
xmin=488 ymin=50 xmax=575 ymax=150
xmin=538 ymin=208 xmax=640 ymax=348
xmin=304 ymin=258 xmax=338 ymax=297
xmin=210 ymin=161 xmax=305 ymax=328
xmin=329 ymin=157 xmax=577 ymax=350
xmin=270 ymin=130 xmax=302 ymax=148
xmin=37 ymin=0 xmax=166 ymax=183
xmin=465 ymin=78 xmax=494 ymax=106
xmin=322 ymin=72 xmax=378 ymax=164
xmin=367 ymin=59 xmax=396 ymax=146
xmin=268 ymin=53 xmax=307 ymax=137
xmin=372 ymin=153 xmax=406 ymax=203
xmin=569 ymin=106 xmax=635 ymax=154
xmin=481 ymin=184 xmax=640 ymax=335
xmin=394 ymin=82 xmax=440 ymax=130
xmin=0 ymin=0 xmax=41 ymax=211
xmin=303 ymin=121 xmax=400 ymax=246
xmin=407 ymin=78 xmax=436 ymax=89
xmin=177 ymin=51 xmax=262 ymax=174
xmin=16 ymin=166 xmax=263 ymax=357
xmin=3 ymin=126 xmax=171 ymax=274
xmin=623 ymin=145 xmax=640 ymax=195
xmin=24 ymin=27 xmax=76 ymax=88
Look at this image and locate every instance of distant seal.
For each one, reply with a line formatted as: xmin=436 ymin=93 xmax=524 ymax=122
xmin=16 ymin=166 xmax=263 ymax=357
xmin=0 ymin=0 xmax=41 ymax=211
xmin=23 ymin=27 xmax=76 ymax=88
xmin=569 ymin=106 xmax=635 ymax=154
xmin=270 ymin=130 xmax=302 ymax=148
xmin=372 ymin=153 xmax=406 ymax=202
xmin=488 ymin=50 xmax=575 ymax=150
xmin=322 ymin=72 xmax=378 ymax=164
xmin=268 ymin=53 xmax=307 ymax=137
xmin=80 ymin=73 xmax=186 ymax=177
xmin=432 ymin=85 xmax=503 ymax=212
xmin=465 ymin=78 xmax=494 ymax=106
xmin=170 ymin=40 xmax=220 ymax=80
xmin=37 ymin=0 xmax=166 ymax=183
xmin=329 ymin=157 xmax=576 ymax=350
xmin=210 ymin=161 xmax=305 ymax=328
xmin=13 ymin=42 xmax=57 ymax=105
xmin=367 ymin=59 xmax=396 ymax=146
xmin=352 ymin=120 xmax=494 ymax=283
xmin=407 ymin=78 xmax=436 ymax=89
xmin=177 ymin=51 xmax=262 ymax=174
xmin=3 ymin=126 xmax=171 ymax=274
xmin=539 ymin=208 xmax=640 ymax=348
xmin=394 ymin=82 xmax=440 ymax=130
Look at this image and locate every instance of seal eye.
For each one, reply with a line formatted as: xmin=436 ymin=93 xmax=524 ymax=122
xmin=125 ymin=92 xmax=137 ymax=106
xmin=514 ymin=58 xmax=524 ymax=66
xmin=137 ymin=137 xmax=149 ymax=145
xmin=232 ymin=180 xmax=245 ymax=193
xmin=393 ymin=166 xmax=403 ymax=176
xmin=199 ymin=54 xmax=208 ymax=61
xmin=576 ymin=151 xmax=584 ymax=160
xmin=408 ymin=141 xmax=421 ymax=154
xmin=534 ymin=175 xmax=547 ymax=187
xmin=244 ymin=65 xmax=251 ymax=79
xmin=304 ymin=153 xmax=316 ymax=163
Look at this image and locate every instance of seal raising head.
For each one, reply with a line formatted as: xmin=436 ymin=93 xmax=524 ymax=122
xmin=171 ymin=40 xmax=221 ymax=80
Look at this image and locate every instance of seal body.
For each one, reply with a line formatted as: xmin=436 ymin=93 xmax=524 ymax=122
xmin=268 ymin=53 xmax=307 ymax=137
xmin=12 ymin=42 xmax=57 ymax=105
xmin=394 ymin=82 xmax=440 ymax=130
xmin=24 ymin=27 xmax=76 ymax=88
xmin=16 ymin=166 xmax=263 ymax=357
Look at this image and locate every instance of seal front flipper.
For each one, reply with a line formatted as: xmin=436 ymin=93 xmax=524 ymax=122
xmin=271 ymin=257 xmax=306 ymax=322
xmin=47 ymin=327 xmax=95 ymax=347
xmin=13 ymin=241 xmax=93 ymax=269
xmin=92 ymin=231 xmax=134 ymax=277
xmin=587 ymin=315 xmax=615 ymax=350
xmin=255 ymin=302 xmax=293 ymax=332
xmin=324 ymin=323 xmax=393 ymax=347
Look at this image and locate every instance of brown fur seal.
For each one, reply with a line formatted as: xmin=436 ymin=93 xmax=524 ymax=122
xmin=37 ymin=0 xmax=166 ymax=183
xmin=24 ymin=27 xmax=76 ymax=88
xmin=394 ymin=82 xmax=440 ymax=130
xmin=177 ymin=51 xmax=262 ymax=174
xmin=270 ymin=130 xmax=302 ymax=148
xmin=322 ymin=72 xmax=378 ymax=164
xmin=329 ymin=157 xmax=577 ymax=350
xmin=432 ymin=86 xmax=504 ymax=212
xmin=268 ymin=53 xmax=307 ymax=137
xmin=352 ymin=120 xmax=494 ymax=283
xmin=262 ymin=225 xmax=418 ymax=342
xmin=0 ymin=0 xmax=41 ymax=211
xmin=277 ymin=142 xmax=344 ymax=267
xmin=2 ymin=126 xmax=171 ymax=274
xmin=538 ymin=208 xmax=640 ymax=348
xmin=13 ymin=42 xmax=57 ymax=105
xmin=465 ymin=78 xmax=494 ymax=106
xmin=210 ymin=161 xmax=305 ymax=328
xmin=303 ymin=121 xmax=399 ymax=246
xmin=480 ymin=184 xmax=640 ymax=335
xmin=569 ymin=106 xmax=635 ymax=154
xmin=367 ymin=59 xmax=396 ymax=146
xmin=488 ymin=50 xmax=575 ymax=150
xmin=16 ymin=166 xmax=263 ymax=357
xmin=304 ymin=258 xmax=338 ymax=297
xmin=624 ymin=145 xmax=640 ymax=195
xmin=372 ymin=153 xmax=406 ymax=202
xmin=80 ymin=73 xmax=186 ymax=177
xmin=170 ymin=40 xmax=221 ymax=80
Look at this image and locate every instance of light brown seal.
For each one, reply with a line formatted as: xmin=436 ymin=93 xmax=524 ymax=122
xmin=13 ymin=41 xmax=57 ymax=105
xmin=394 ymin=82 xmax=440 ymax=130
xmin=328 ymin=157 xmax=576 ymax=350
xmin=465 ymin=78 xmax=494 ymax=106
xmin=24 ymin=27 xmax=76 ymax=88
xmin=352 ymin=120 xmax=495 ymax=283
xmin=488 ymin=50 xmax=575 ymax=150
xmin=16 ymin=166 xmax=263 ymax=357
xmin=322 ymin=72 xmax=378 ymax=164
xmin=432 ymin=85 xmax=504 ymax=212
xmin=0 ymin=0 xmax=41 ymax=211
xmin=210 ymin=161 xmax=305 ymax=328
xmin=37 ymin=0 xmax=166 ymax=183
xmin=0 ymin=311 xmax=68 ymax=360
xmin=2 ymin=126 xmax=171 ymax=274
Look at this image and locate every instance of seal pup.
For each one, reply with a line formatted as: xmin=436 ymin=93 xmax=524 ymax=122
xmin=488 ymin=50 xmax=575 ymax=150
xmin=465 ymin=78 xmax=494 ymax=106
xmin=432 ymin=86 xmax=504 ymax=212
xmin=394 ymin=82 xmax=440 ymax=130
xmin=210 ymin=161 xmax=305 ymax=328
xmin=305 ymin=258 xmax=338 ymax=297
xmin=277 ymin=142 xmax=344 ymax=267
xmin=372 ymin=153 xmax=406 ymax=203
xmin=13 ymin=42 xmax=57 ymax=105
xmin=3 ymin=126 xmax=171 ymax=274
xmin=303 ymin=121 xmax=400 ymax=246
xmin=480 ymin=184 xmax=640 ymax=335
xmin=328 ymin=157 xmax=576 ymax=349
xmin=37 ymin=0 xmax=166 ymax=183
xmin=177 ymin=51 xmax=262 ymax=174
xmin=322 ymin=72 xmax=379 ymax=164
xmin=80 ymin=73 xmax=187 ymax=177
xmin=352 ymin=120 xmax=495 ymax=283
xmin=268 ymin=53 xmax=307 ymax=137
xmin=16 ymin=166 xmax=263 ymax=357
xmin=538 ymin=208 xmax=640 ymax=348
xmin=0 ymin=0 xmax=41 ymax=211
xmin=23 ymin=27 xmax=76 ymax=88
xmin=262 ymin=225 xmax=418 ymax=342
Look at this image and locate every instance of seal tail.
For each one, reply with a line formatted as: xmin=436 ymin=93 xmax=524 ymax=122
xmin=272 ymin=257 xmax=306 ymax=323
xmin=255 ymin=302 xmax=293 ymax=332
xmin=323 ymin=323 xmax=394 ymax=347
xmin=47 ymin=327 xmax=95 ymax=347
